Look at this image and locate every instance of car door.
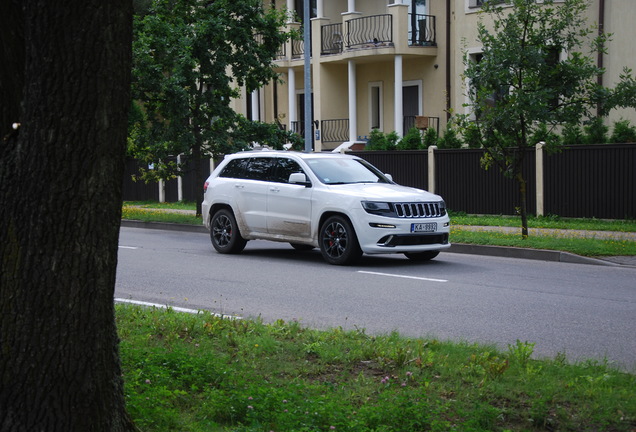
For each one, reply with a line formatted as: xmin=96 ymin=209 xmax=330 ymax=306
xmin=233 ymin=157 xmax=273 ymax=235
xmin=266 ymin=157 xmax=313 ymax=238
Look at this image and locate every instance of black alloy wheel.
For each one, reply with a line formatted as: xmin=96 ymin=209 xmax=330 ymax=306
xmin=210 ymin=208 xmax=247 ymax=254
xmin=319 ymin=215 xmax=362 ymax=265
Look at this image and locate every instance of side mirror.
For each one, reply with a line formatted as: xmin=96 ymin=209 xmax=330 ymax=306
xmin=385 ymin=173 xmax=393 ymax=182
xmin=289 ymin=172 xmax=311 ymax=186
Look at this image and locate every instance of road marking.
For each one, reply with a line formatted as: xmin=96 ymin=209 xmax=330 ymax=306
xmin=114 ymin=298 xmax=241 ymax=319
xmin=358 ymin=271 xmax=448 ymax=283
xmin=118 ymin=246 xmax=138 ymax=249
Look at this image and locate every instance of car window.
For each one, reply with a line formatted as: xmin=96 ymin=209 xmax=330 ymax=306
xmin=244 ymin=157 xmax=274 ymax=181
xmin=219 ymin=158 xmax=247 ymax=179
xmin=271 ymin=158 xmax=306 ymax=183
xmin=305 ymin=158 xmax=389 ymax=185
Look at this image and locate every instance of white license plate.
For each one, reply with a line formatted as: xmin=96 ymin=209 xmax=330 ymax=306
xmin=411 ymin=222 xmax=437 ymax=233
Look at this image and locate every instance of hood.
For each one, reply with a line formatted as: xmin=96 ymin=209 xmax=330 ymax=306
xmin=326 ymin=183 xmax=442 ymax=202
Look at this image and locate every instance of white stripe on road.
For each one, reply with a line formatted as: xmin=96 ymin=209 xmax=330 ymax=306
xmin=118 ymin=246 xmax=138 ymax=249
xmin=358 ymin=271 xmax=448 ymax=283
xmin=114 ymin=298 xmax=241 ymax=319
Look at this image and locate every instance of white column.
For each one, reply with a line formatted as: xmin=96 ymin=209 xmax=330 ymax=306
xmin=348 ymin=0 xmax=356 ymax=13
xmin=251 ymin=90 xmax=259 ymax=121
xmin=317 ymin=0 xmax=324 ymax=18
xmin=288 ymin=68 xmax=296 ymax=131
xmin=286 ymin=0 xmax=294 ymax=22
xmin=348 ymin=60 xmax=357 ymax=142
xmin=394 ymin=55 xmax=403 ymax=137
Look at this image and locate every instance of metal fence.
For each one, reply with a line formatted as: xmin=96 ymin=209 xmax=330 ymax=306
xmin=123 ymin=143 xmax=636 ymax=219
xmin=346 ymin=14 xmax=393 ymax=48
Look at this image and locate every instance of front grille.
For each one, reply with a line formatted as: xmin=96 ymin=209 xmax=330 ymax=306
xmin=394 ymin=202 xmax=445 ymax=218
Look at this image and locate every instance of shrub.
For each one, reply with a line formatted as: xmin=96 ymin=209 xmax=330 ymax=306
xmin=423 ymin=127 xmax=439 ymax=148
xmin=561 ymin=123 xmax=584 ymax=145
xmin=366 ymin=128 xmax=388 ymax=150
xmin=530 ymin=123 xmax=561 ymax=147
xmin=463 ymin=124 xmax=482 ymax=149
xmin=397 ymin=127 xmax=423 ymax=150
xmin=610 ymin=119 xmax=636 ymax=143
xmin=583 ymin=117 xmax=608 ymax=145
xmin=438 ymin=126 xmax=462 ymax=149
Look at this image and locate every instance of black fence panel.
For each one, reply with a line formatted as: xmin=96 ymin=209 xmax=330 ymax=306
xmin=544 ymin=144 xmax=636 ymax=219
xmin=352 ymin=150 xmax=429 ymax=191
xmin=435 ymin=148 xmax=536 ymax=215
xmin=122 ymin=159 xmax=159 ymax=201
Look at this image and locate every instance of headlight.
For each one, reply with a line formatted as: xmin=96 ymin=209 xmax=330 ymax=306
xmin=361 ymin=201 xmax=393 ymax=216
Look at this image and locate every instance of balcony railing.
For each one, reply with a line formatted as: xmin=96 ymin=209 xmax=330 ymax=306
xmin=404 ymin=116 xmax=440 ymax=135
xmin=408 ymin=14 xmax=436 ymax=47
xmin=346 ymin=14 xmax=393 ymax=49
xmin=321 ymin=23 xmax=344 ymax=55
xmin=321 ymin=119 xmax=349 ymax=143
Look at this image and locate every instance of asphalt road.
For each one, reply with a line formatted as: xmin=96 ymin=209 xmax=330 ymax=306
xmin=115 ymin=226 xmax=636 ymax=372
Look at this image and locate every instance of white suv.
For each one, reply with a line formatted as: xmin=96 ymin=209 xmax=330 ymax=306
xmin=202 ymin=150 xmax=450 ymax=265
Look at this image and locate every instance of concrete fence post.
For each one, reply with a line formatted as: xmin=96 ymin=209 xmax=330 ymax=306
xmin=536 ymin=142 xmax=545 ymax=216
xmin=428 ymin=145 xmax=437 ymax=193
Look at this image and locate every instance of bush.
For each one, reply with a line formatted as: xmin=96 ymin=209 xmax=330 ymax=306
xmin=366 ymin=129 xmax=400 ymax=150
xmin=531 ymin=123 xmax=561 ymax=147
xmin=423 ymin=127 xmax=439 ymax=148
xmin=463 ymin=124 xmax=482 ymax=149
xmin=610 ymin=119 xmax=636 ymax=143
xmin=561 ymin=123 xmax=585 ymax=145
xmin=397 ymin=127 xmax=423 ymax=150
xmin=583 ymin=117 xmax=609 ymax=145
xmin=438 ymin=126 xmax=462 ymax=149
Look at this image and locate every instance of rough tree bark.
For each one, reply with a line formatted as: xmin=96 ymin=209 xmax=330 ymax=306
xmin=0 ymin=1 xmax=136 ymax=431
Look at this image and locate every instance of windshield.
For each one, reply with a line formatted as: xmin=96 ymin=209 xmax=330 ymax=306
xmin=305 ymin=158 xmax=393 ymax=185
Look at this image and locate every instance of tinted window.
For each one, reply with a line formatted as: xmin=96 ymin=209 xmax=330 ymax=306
xmin=271 ymin=158 xmax=305 ymax=183
xmin=219 ymin=158 xmax=247 ymax=179
xmin=244 ymin=157 xmax=274 ymax=181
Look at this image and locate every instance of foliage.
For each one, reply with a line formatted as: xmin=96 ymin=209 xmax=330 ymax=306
xmin=423 ymin=126 xmax=439 ymax=148
xmin=117 ymin=304 xmax=636 ymax=431
xmin=561 ymin=122 xmax=585 ymax=145
xmin=462 ymin=123 xmax=482 ymax=149
xmin=366 ymin=129 xmax=399 ymax=150
xmin=584 ymin=116 xmax=609 ymax=144
xmin=530 ymin=122 xmax=561 ymax=148
xmin=130 ymin=0 xmax=295 ymax=183
xmin=459 ymin=0 xmax=636 ymax=237
xmin=438 ymin=125 xmax=462 ymax=149
xmin=396 ymin=127 xmax=423 ymax=150
xmin=610 ymin=119 xmax=636 ymax=143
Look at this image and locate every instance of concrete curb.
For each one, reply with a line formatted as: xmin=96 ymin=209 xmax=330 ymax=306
xmin=121 ymin=219 xmax=627 ymax=267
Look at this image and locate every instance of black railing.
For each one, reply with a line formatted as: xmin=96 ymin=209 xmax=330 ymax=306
xmin=321 ymin=23 xmax=344 ymax=55
xmin=346 ymin=14 xmax=393 ymax=48
xmin=321 ymin=119 xmax=349 ymax=143
xmin=408 ymin=14 xmax=436 ymax=46
xmin=404 ymin=116 xmax=440 ymax=135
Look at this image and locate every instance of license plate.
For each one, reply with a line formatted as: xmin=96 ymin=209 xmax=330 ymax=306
xmin=411 ymin=222 xmax=437 ymax=233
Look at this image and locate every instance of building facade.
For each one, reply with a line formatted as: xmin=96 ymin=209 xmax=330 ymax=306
xmin=230 ymin=0 xmax=635 ymax=151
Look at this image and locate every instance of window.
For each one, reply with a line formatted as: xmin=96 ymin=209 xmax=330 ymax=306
xmin=244 ymin=158 xmax=274 ymax=181
xmin=219 ymin=158 xmax=247 ymax=179
xmin=271 ymin=158 xmax=305 ymax=183
xmin=369 ymin=82 xmax=383 ymax=130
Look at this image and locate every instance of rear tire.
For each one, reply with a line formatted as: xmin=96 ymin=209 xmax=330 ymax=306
xmin=210 ymin=209 xmax=247 ymax=254
xmin=319 ymin=215 xmax=362 ymax=265
xmin=404 ymin=250 xmax=440 ymax=261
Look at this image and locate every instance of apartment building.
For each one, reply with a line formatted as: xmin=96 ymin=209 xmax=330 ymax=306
xmin=231 ymin=0 xmax=635 ymax=151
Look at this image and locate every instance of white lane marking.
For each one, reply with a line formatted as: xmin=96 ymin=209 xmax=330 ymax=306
xmin=114 ymin=298 xmax=241 ymax=319
xmin=118 ymin=246 xmax=138 ymax=249
xmin=358 ymin=271 xmax=448 ymax=283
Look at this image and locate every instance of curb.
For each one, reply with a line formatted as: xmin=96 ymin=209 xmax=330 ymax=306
xmin=121 ymin=219 xmax=624 ymax=267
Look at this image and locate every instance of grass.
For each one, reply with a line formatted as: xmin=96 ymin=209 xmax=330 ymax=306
xmin=122 ymin=202 xmax=636 ymax=257
xmin=117 ymin=304 xmax=636 ymax=432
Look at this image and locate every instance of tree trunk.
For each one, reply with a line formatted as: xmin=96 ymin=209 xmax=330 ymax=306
xmin=0 ymin=1 xmax=136 ymax=431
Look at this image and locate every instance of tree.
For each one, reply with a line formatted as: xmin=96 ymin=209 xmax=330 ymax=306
xmin=131 ymin=0 xmax=296 ymax=216
xmin=460 ymin=0 xmax=636 ymax=237
xmin=0 ymin=1 xmax=136 ymax=430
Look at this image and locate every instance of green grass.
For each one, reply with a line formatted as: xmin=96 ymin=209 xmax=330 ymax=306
xmin=122 ymin=202 xmax=201 ymax=226
xmin=450 ymin=212 xmax=636 ymax=232
xmin=117 ymin=304 xmax=636 ymax=432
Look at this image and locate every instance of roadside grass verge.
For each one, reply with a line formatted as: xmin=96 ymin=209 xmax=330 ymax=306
xmin=450 ymin=212 xmax=636 ymax=232
xmin=117 ymin=304 xmax=636 ymax=432
xmin=451 ymin=227 xmax=636 ymax=257
xmin=122 ymin=202 xmax=201 ymax=226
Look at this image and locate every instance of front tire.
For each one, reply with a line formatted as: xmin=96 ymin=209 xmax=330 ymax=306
xmin=210 ymin=209 xmax=247 ymax=254
xmin=319 ymin=215 xmax=362 ymax=265
xmin=404 ymin=250 xmax=440 ymax=261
